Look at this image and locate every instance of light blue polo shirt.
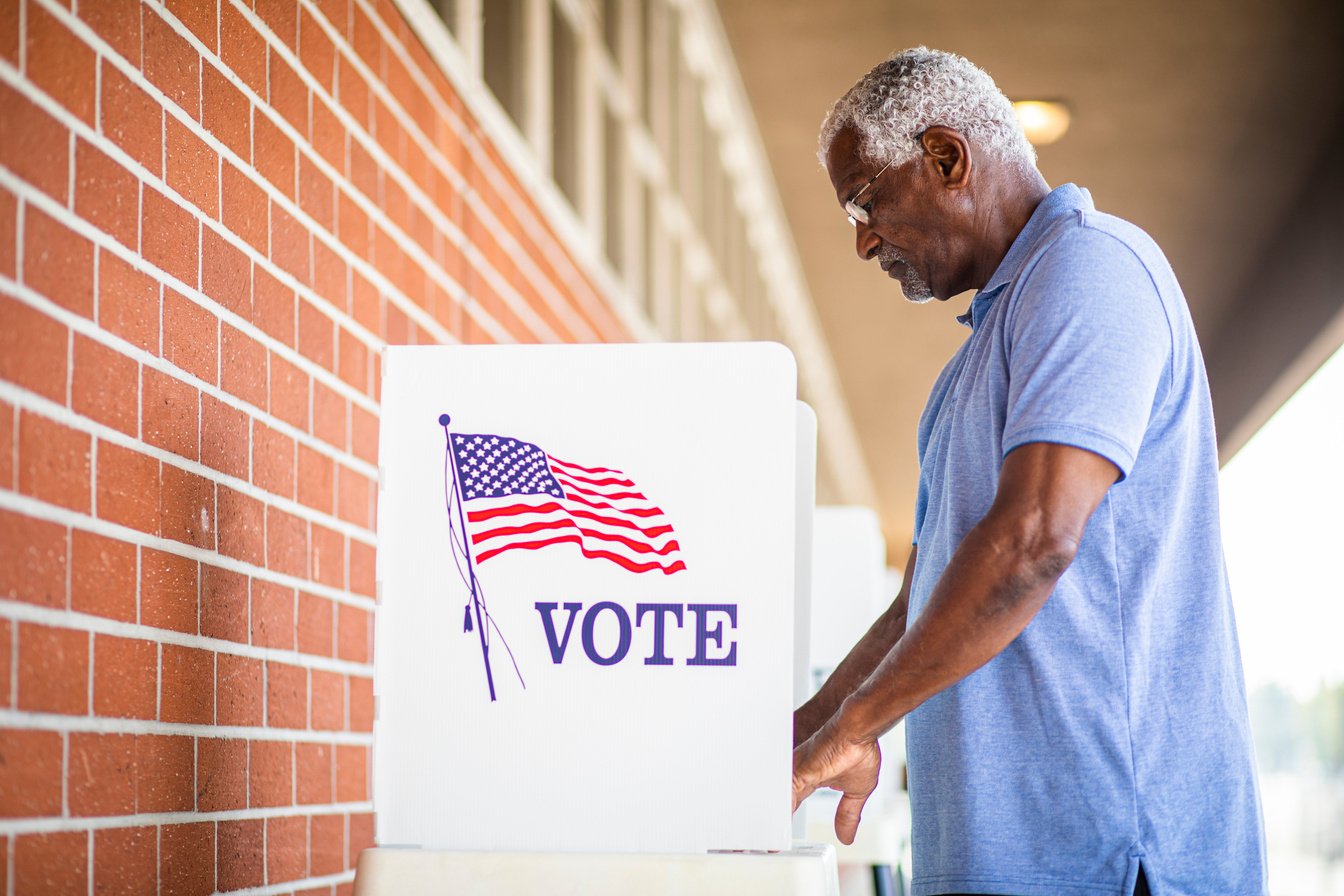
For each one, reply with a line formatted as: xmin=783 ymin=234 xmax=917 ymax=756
xmin=906 ymin=184 xmax=1267 ymax=895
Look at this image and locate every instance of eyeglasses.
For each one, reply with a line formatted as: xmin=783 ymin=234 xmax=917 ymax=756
xmin=845 ymin=159 xmax=894 ymax=227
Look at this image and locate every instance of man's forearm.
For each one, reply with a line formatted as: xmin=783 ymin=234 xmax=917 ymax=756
xmin=795 ymin=601 xmax=906 ymax=744
xmin=794 ymin=546 xmax=916 ymax=746
xmin=792 ymin=444 xmax=1120 ymax=836
xmin=833 ymin=511 xmax=1074 ymax=743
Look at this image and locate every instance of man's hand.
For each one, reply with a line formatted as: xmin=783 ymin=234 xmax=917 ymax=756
xmin=791 ymin=722 xmax=882 ymax=845
xmin=793 ymin=703 xmax=828 ymax=749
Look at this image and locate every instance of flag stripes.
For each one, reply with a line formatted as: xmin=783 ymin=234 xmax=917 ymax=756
xmin=448 ymin=434 xmax=686 ymax=575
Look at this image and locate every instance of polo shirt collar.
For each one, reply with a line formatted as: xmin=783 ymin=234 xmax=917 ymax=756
xmin=958 ymin=183 xmax=1094 ymax=329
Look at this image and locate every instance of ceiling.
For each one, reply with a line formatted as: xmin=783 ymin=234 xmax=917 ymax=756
xmin=715 ymin=0 xmax=1344 ymax=559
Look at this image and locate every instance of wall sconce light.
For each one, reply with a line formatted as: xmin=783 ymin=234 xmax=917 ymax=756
xmin=1012 ymin=100 xmax=1071 ymax=146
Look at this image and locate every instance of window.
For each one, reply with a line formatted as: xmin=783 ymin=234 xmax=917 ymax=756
xmin=678 ymin=59 xmax=700 ymax=203
xmin=431 ymin=0 xmax=456 ymax=35
xmin=483 ymin=0 xmax=525 ymax=127
xmin=644 ymin=180 xmax=659 ymax=320
xmin=681 ymin=279 xmax=701 ymax=342
xmin=604 ymin=105 xmax=625 ymax=275
xmin=641 ymin=0 xmax=675 ymax=152
xmin=726 ymin=207 xmax=743 ymax=305
xmin=641 ymin=0 xmax=657 ymax=129
xmin=550 ymin=6 xmax=580 ymax=206
xmin=601 ymin=0 xmax=620 ymax=60
xmin=665 ymin=240 xmax=681 ymax=339
xmin=701 ymin=128 xmax=721 ymax=253
xmin=662 ymin=13 xmax=680 ymax=176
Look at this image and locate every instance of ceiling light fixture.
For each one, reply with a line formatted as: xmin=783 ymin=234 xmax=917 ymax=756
xmin=1012 ymin=100 xmax=1071 ymax=146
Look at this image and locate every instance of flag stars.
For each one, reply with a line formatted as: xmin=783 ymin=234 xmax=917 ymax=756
xmin=449 ymin=434 xmax=566 ymax=502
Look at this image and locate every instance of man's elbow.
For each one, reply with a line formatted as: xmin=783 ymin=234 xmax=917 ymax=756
xmin=1027 ymin=530 xmax=1079 ymax=582
xmin=987 ymin=514 xmax=1082 ymax=601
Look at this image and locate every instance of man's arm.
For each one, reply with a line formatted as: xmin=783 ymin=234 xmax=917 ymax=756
xmin=793 ymin=546 xmax=917 ymax=747
xmin=792 ymin=441 xmax=1120 ymax=843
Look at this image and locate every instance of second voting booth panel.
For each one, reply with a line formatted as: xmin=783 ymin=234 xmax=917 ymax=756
xmin=804 ymin=507 xmax=911 ymax=894
xmin=375 ymin=343 xmax=805 ymax=854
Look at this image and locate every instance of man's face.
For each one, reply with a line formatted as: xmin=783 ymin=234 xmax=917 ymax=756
xmin=825 ymin=127 xmax=952 ymax=303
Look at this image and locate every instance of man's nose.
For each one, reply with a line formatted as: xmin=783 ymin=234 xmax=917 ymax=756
xmin=855 ymin=222 xmax=881 ymax=262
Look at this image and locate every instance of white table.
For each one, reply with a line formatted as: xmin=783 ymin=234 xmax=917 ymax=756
xmin=352 ymin=843 xmax=840 ymax=896
xmin=805 ymin=799 xmax=910 ymax=896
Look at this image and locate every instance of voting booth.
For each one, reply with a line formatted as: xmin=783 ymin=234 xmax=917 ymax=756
xmin=362 ymin=343 xmax=838 ymax=893
xmin=804 ymin=507 xmax=910 ymax=895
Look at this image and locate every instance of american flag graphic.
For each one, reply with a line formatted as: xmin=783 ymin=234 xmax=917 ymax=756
xmin=448 ymin=432 xmax=687 ymax=575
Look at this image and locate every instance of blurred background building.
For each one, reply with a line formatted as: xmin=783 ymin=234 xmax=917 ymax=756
xmin=0 ymin=0 xmax=1339 ymax=892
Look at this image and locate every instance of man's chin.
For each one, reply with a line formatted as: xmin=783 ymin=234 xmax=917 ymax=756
xmin=898 ymin=279 xmax=935 ymax=304
xmin=882 ymin=255 xmax=936 ymax=303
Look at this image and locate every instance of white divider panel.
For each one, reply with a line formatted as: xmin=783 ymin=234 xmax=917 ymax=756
xmin=375 ymin=343 xmax=798 ymax=853
xmin=802 ymin=506 xmax=905 ymax=830
xmin=794 ymin=403 xmax=817 ymax=709
xmin=792 ymin=402 xmax=817 ymax=841
xmin=807 ymin=507 xmax=888 ymax=683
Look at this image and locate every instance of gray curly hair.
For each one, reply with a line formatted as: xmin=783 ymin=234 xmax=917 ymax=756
xmin=818 ymin=47 xmax=1036 ymax=174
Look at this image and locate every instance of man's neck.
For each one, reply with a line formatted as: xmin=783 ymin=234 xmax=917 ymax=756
xmin=967 ymin=171 xmax=1052 ymax=292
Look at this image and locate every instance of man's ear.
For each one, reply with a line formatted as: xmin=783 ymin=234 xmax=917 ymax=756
xmin=920 ymin=127 xmax=971 ymax=188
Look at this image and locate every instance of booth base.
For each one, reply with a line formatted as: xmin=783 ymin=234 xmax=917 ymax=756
xmin=805 ymin=801 xmax=909 ymax=896
xmin=352 ymin=843 xmax=839 ymax=896
xmin=805 ymin=803 xmax=906 ymax=866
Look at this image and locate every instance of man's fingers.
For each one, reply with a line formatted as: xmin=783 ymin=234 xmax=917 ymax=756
xmin=792 ymin=732 xmax=882 ymax=838
xmin=791 ymin=772 xmax=817 ymax=813
xmin=833 ymin=791 xmax=871 ymax=846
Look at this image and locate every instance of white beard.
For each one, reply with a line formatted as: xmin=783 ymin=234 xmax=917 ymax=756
xmin=877 ymin=245 xmax=933 ymax=303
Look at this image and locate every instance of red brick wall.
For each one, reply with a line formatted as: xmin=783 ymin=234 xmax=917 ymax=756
xmin=0 ymin=0 xmax=626 ymax=892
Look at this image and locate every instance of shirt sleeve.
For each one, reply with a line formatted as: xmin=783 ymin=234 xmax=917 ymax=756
xmin=1002 ymin=225 xmax=1172 ymax=480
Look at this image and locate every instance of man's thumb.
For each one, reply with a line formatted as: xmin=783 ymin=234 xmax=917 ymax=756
xmin=833 ymin=791 xmax=869 ymax=845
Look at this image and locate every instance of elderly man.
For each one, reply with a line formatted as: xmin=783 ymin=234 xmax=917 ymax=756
xmin=791 ymin=48 xmax=1267 ymax=895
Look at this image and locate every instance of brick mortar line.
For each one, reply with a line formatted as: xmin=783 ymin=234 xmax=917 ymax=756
xmin=0 ymin=64 xmax=389 ymax=427
xmin=213 ymin=0 xmax=561 ymax=345
xmin=338 ymin=0 xmax=608 ymax=342
xmin=20 ymin=0 xmax=493 ymax=357
xmin=218 ymin=870 xmax=359 ymax=896
xmin=0 ymin=371 xmax=379 ymax=547
xmin=0 ymin=56 xmax=392 ymax=421
xmin=0 ymin=707 xmax=375 ymax=744
xmin=0 ymin=284 xmax=382 ymax=554
xmin=0 ymin=596 xmax=375 ymax=678
xmin=0 ymin=489 xmax=378 ymax=611
xmin=353 ymin=0 xmax=623 ymax=341
xmin=107 ymin=0 xmax=525 ymax=349
xmin=0 ymin=805 xmax=374 ymax=837
xmin=0 ymin=248 xmax=380 ymax=486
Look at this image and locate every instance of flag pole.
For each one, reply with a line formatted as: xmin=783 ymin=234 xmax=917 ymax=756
xmin=440 ymin=414 xmax=497 ymax=702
